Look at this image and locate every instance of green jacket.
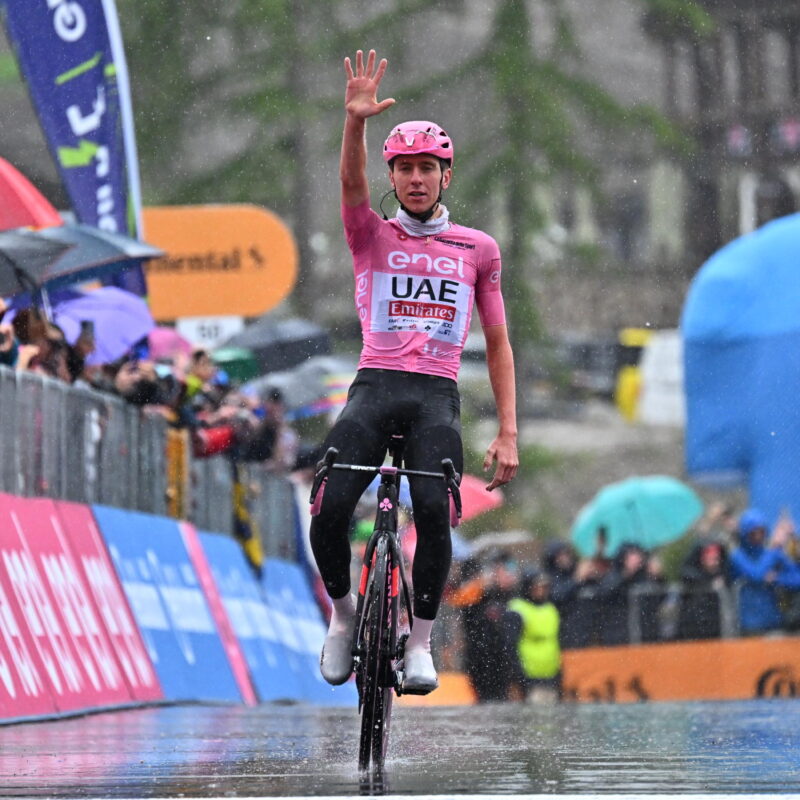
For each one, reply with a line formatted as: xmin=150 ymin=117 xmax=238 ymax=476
xmin=507 ymin=598 xmax=561 ymax=679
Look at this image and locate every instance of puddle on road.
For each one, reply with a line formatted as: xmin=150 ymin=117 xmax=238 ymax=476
xmin=0 ymin=700 xmax=799 ymax=796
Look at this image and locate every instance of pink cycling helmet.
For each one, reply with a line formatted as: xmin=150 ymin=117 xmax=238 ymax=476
xmin=382 ymin=121 xmax=453 ymax=165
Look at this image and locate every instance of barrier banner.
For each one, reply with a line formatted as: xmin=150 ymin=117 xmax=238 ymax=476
xmin=562 ymin=637 xmax=800 ymax=703
xmin=92 ymin=505 xmax=242 ymax=703
xmin=262 ymin=560 xmax=357 ymax=706
xmin=0 ymin=494 xmax=57 ymax=720
xmin=198 ymin=532 xmax=305 ymax=703
xmin=55 ymin=501 xmax=162 ymax=703
xmin=179 ymin=523 xmax=256 ymax=706
xmin=1 ymin=495 xmax=130 ymax=713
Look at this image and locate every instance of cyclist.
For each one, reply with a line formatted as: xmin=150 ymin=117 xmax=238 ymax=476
xmin=311 ymin=49 xmax=518 ymax=693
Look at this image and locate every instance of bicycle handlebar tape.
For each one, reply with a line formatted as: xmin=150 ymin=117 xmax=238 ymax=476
xmin=309 ymin=447 xmax=339 ymax=512
xmin=309 ymin=477 xmax=327 ymax=516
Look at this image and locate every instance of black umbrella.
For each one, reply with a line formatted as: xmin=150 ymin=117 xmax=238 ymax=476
xmin=34 ymin=223 xmax=163 ymax=289
xmin=0 ymin=229 xmax=74 ymax=296
xmin=222 ymin=316 xmax=331 ymax=372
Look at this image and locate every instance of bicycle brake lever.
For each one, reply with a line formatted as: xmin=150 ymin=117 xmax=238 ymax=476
xmin=309 ymin=446 xmax=339 ymax=505
xmin=441 ymin=458 xmax=462 ymax=519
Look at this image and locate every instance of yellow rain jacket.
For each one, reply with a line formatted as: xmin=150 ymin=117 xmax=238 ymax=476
xmin=507 ymin=598 xmax=561 ymax=679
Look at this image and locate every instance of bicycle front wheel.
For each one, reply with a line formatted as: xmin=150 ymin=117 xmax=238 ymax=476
xmin=358 ymin=536 xmax=394 ymax=772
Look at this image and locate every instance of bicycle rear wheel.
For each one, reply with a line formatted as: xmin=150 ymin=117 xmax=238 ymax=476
xmin=358 ymin=536 xmax=394 ymax=772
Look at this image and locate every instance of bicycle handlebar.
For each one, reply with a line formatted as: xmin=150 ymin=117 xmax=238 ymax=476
xmin=309 ymin=446 xmax=462 ymax=519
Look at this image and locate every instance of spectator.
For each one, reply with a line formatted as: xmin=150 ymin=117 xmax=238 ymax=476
xmin=543 ymin=540 xmax=594 ymax=649
xmin=448 ymin=551 xmax=520 ymax=702
xmin=677 ymin=539 xmax=729 ymax=640
xmin=730 ymin=508 xmax=800 ymax=634
xmin=66 ymin=320 xmax=97 ymax=385
xmin=506 ymin=570 xmax=562 ymax=703
xmin=257 ymin=388 xmax=299 ymax=471
xmin=0 ymin=320 xmax=18 ymax=368
xmin=577 ymin=525 xmax=613 ymax=584
xmin=594 ymin=543 xmax=659 ymax=645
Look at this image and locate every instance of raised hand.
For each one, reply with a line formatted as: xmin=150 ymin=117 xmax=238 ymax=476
xmin=344 ymin=49 xmax=395 ymax=119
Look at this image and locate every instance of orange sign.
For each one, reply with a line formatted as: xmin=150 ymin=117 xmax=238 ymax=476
xmin=562 ymin=637 xmax=800 ymax=702
xmin=399 ymin=637 xmax=800 ymax=706
xmin=142 ymin=205 xmax=298 ymax=321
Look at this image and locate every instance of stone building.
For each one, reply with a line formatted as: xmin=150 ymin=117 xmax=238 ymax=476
xmin=645 ymin=0 xmax=800 ymax=260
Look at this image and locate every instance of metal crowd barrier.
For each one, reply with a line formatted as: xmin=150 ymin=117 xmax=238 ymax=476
xmin=558 ymin=581 xmax=740 ymax=648
xmin=0 ymin=366 xmax=296 ymax=560
xmin=627 ymin=583 xmax=738 ymax=644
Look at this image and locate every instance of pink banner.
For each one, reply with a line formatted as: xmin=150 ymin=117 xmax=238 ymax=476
xmin=0 ymin=494 xmax=57 ymax=719
xmin=4 ymin=496 xmax=132 ymax=711
xmin=55 ymin=501 xmax=163 ymax=703
xmin=179 ymin=522 xmax=257 ymax=706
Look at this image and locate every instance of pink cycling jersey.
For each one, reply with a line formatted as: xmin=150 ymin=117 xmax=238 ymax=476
xmin=343 ymin=200 xmax=506 ymax=381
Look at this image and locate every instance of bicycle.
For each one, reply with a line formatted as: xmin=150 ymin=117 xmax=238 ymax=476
xmin=309 ymin=437 xmax=462 ymax=774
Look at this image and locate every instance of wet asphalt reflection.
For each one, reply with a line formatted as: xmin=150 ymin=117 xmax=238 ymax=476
xmin=1 ymin=699 xmax=799 ymax=797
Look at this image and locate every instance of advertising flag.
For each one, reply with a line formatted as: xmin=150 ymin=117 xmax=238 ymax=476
xmin=2 ymin=0 xmax=146 ymax=292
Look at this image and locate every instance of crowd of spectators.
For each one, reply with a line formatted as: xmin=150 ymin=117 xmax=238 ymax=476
xmin=6 ymin=301 xmax=800 ymax=702
xmin=444 ymin=502 xmax=800 ymax=703
xmin=0 ymin=301 xmax=299 ymax=471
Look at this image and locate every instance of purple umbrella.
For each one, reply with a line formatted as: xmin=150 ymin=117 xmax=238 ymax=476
xmin=52 ymin=286 xmax=155 ymax=365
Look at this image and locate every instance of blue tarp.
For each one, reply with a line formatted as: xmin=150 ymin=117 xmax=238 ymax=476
xmin=681 ymin=213 xmax=800 ymax=522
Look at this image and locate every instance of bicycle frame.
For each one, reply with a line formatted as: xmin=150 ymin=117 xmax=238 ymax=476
xmin=352 ymin=458 xmax=414 ymax=696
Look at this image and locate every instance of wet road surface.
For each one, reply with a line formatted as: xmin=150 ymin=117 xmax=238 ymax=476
xmin=1 ymin=699 xmax=799 ymax=797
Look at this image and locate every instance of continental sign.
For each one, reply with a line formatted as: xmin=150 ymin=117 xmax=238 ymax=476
xmin=399 ymin=637 xmax=800 ymax=706
xmin=142 ymin=205 xmax=298 ymax=321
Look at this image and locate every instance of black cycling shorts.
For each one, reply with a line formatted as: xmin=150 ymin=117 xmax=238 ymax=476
xmin=309 ymin=368 xmax=463 ymax=620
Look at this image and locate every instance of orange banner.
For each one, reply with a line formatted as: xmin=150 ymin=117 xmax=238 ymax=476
xmin=142 ymin=205 xmax=298 ymax=321
xmin=562 ymin=637 xmax=800 ymax=702
xmin=399 ymin=637 xmax=800 ymax=706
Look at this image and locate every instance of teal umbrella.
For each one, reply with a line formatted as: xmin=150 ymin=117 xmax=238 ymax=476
xmin=571 ymin=476 xmax=704 ymax=558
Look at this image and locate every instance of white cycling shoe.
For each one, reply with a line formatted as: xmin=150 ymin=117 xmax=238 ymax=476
xmin=320 ymin=627 xmax=354 ymax=685
xmin=402 ymin=646 xmax=439 ymax=695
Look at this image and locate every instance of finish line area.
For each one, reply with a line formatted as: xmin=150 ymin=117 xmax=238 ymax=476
xmin=1 ymin=702 xmax=799 ymax=798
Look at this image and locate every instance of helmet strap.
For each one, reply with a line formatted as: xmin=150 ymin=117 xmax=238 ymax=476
xmin=400 ymin=200 xmax=440 ymax=223
xmin=379 ymin=187 xmax=441 ymax=223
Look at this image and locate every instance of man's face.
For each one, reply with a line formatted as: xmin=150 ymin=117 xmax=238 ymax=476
xmin=389 ymin=154 xmax=451 ymax=215
xmin=193 ymin=354 xmax=216 ymax=382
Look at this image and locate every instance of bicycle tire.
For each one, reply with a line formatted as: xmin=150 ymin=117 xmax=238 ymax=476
xmin=358 ymin=536 xmax=394 ymax=772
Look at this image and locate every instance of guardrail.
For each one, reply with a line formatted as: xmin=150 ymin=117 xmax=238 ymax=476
xmin=558 ymin=581 xmax=741 ymax=648
xmin=627 ymin=582 xmax=739 ymax=644
xmin=0 ymin=366 xmax=296 ymax=560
